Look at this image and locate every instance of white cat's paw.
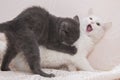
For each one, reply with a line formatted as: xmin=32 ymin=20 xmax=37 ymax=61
xmin=68 ymin=65 xmax=77 ymax=71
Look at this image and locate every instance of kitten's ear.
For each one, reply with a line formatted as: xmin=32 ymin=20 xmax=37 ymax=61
xmin=73 ymin=15 xmax=79 ymax=24
xmin=103 ymin=22 xmax=112 ymax=31
xmin=88 ymin=8 xmax=93 ymax=16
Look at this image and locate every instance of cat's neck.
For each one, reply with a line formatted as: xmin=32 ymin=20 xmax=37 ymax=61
xmin=74 ymin=34 xmax=95 ymax=57
xmin=48 ymin=15 xmax=62 ymax=29
xmin=47 ymin=15 xmax=63 ymax=42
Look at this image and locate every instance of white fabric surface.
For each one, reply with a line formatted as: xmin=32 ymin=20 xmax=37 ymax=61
xmin=0 ymin=65 xmax=120 ymax=80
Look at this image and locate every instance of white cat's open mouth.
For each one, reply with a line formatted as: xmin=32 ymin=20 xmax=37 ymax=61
xmin=87 ymin=24 xmax=93 ymax=32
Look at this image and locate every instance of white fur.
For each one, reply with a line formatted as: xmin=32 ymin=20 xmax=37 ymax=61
xmin=10 ymin=14 xmax=111 ymax=73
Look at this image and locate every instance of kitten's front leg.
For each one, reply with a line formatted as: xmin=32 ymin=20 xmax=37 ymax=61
xmin=46 ymin=43 xmax=77 ymax=55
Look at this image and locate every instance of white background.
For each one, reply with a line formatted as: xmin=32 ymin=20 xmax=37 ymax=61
xmin=0 ymin=0 xmax=120 ymax=70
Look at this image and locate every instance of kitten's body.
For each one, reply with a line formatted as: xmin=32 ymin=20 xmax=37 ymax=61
xmin=0 ymin=6 xmax=80 ymax=77
xmin=12 ymin=15 xmax=111 ymax=72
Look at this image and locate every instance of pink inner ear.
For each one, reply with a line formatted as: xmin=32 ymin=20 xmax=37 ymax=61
xmin=87 ymin=24 xmax=93 ymax=32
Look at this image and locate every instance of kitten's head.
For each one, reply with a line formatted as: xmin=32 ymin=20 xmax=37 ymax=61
xmin=59 ymin=15 xmax=80 ymax=45
xmin=81 ymin=15 xmax=111 ymax=42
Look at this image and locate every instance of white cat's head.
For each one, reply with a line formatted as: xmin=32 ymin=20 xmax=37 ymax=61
xmin=80 ymin=12 xmax=111 ymax=43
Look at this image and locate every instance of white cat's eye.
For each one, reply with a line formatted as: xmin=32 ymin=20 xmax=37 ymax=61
xmin=96 ymin=22 xmax=100 ymax=26
xmin=89 ymin=17 xmax=92 ymax=20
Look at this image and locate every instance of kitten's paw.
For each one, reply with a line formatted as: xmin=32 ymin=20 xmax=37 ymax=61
xmin=1 ymin=67 xmax=10 ymax=71
xmin=70 ymin=46 xmax=77 ymax=55
xmin=41 ymin=73 xmax=55 ymax=77
xmin=49 ymin=73 xmax=55 ymax=77
xmin=38 ymin=70 xmax=55 ymax=78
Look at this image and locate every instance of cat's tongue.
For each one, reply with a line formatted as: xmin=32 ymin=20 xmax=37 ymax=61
xmin=87 ymin=24 xmax=93 ymax=32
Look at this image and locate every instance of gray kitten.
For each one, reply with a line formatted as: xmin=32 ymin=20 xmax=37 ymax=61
xmin=0 ymin=6 xmax=80 ymax=77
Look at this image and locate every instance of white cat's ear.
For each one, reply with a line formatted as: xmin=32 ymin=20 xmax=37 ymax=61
xmin=103 ymin=22 xmax=112 ymax=31
xmin=88 ymin=8 xmax=93 ymax=16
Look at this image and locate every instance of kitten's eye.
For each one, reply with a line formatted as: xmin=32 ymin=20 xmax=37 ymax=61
xmin=64 ymin=30 xmax=69 ymax=35
xmin=96 ymin=22 xmax=100 ymax=26
xmin=89 ymin=17 xmax=92 ymax=20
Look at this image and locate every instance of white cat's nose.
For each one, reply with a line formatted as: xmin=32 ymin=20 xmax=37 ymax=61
xmin=91 ymin=22 xmax=94 ymax=24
